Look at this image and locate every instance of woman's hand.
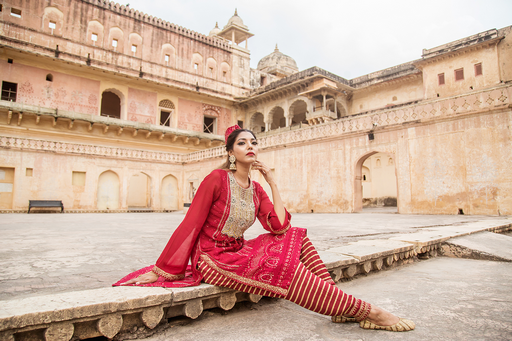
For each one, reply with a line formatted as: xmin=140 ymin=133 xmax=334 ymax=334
xmin=252 ymin=160 xmax=275 ymax=184
xmin=121 ymin=271 xmax=159 ymax=285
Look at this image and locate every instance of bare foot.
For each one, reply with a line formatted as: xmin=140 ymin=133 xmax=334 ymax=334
xmin=365 ymin=306 xmax=400 ymax=326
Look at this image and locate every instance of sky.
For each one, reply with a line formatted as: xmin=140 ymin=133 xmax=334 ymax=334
xmin=125 ymin=0 xmax=512 ymax=79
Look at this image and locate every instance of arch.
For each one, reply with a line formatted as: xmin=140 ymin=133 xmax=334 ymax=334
xmin=326 ymin=99 xmax=348 ymax=119
xmin=127 ymin=172 xmax=151 ymax=208
xmin=97 ymin=170 xmax=120 ymax=210
xmin=220 ymin=62 xmax=230 ymax=82
xmin=354 ymin=152 xmax=398 ymax=212
xmin=289 ymin=99 xmax=308 ymax=126
xmin=158 ymin=99 xmax=175 ymax=127
xmin=100 ymin=90 xmax=121 ymax=119
xmin=43 ymin=6 xmax=63 ymax=36
xmin=206 ymin=57 xmax=217 ymax=79
xmin=249 ymin=112 xmax=265 ymax=133
xmin=269 ymin=106 xmax=285 ymax=130
xmin=87 ymin=20 xmax=104 ymax=47
xmin=192 ymin=52 xmax=203 ymax=75
xmin=160 ymin=174 xmax=179 ymax=211
xmin=108 ymin=26 xmax=124 ymax=52
xmin=128 ymin=32 xmax=143 ymax=57
xmin=162 ymin=43 xmax=176 ymax=67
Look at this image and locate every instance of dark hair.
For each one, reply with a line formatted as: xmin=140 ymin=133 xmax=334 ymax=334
xmin=218 ymin=129 xmax=257 ymax=170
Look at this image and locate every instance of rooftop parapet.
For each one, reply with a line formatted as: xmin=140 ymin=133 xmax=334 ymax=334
xmin=80 ymin=0 xmax=232 ymax=51
xmin=421 ymin=29 xmax=499 ymax=59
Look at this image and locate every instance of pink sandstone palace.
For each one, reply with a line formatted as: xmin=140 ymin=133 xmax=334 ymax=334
xmin=0 ymin=0 xmax=511 ymax=215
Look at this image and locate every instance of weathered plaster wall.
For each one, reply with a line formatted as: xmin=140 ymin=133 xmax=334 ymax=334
xmin=0 ymin=148 xmax=183 ymax=211
xmin=498 ymin=26 xmax=512 ymax=82
xmin=351 ymin=76 xmax=424 ymax=114
xmin=177 ymin=99 xmax=231 ymax=134
xmin=421 ymin=47 xmax=501 ymax=100
xmin=0 ymin=59 xmax=100 ymax=115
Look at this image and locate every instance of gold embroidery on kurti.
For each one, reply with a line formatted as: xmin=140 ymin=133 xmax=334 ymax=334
xmin=221 ymin=172 xmax=256 ymax=239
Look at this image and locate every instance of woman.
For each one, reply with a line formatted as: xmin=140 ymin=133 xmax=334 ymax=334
xmin=115 ymin=125 xmax=414 ymax=332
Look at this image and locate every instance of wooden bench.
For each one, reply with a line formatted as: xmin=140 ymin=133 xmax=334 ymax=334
xmin=28 ymin=200 xmax=64 ymax=213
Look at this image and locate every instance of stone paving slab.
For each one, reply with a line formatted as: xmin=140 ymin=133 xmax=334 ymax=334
xmin=389 ymin=219 xmax=512 ymax=250
xmin=318 ymin=251 xmax=358 ymax=268
xmin=445 ymin=231 xmax=512 ymax=261
xmin=327 ymin=239 xmax=414 ymax=261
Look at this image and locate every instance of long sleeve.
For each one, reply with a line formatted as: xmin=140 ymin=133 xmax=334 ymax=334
xmin=153 ymin=170 xmax=221 ymax=279
xmin=255 ymin=182 xmax=291 ymax=235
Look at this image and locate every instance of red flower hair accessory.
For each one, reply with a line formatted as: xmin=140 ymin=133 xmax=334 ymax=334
xmin=225 ymin=124 xmax=241 ymax=144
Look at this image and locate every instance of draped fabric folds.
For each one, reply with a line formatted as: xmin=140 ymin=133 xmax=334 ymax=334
xmin=114 ymin=169 xmax=304 ymax=296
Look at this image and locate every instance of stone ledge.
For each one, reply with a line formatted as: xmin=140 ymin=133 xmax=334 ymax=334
xmin=1 ymin=219 xmax=511 ymax=341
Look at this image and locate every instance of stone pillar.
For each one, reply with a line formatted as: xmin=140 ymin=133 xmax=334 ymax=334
xmin=322 ymin=93 xmax=326 ymax=111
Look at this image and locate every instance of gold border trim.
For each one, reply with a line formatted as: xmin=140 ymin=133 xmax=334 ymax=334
xmin=200 ymin=254 xmax=288 ymax=296
xmin=152 ymin=265 xmax=185 ymax=281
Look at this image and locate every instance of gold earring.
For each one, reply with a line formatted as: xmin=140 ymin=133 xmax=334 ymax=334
xmin=229 ymin=155 xmax=237 ymax=170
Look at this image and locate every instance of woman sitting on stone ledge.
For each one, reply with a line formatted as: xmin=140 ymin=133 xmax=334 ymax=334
xmin=114 ymin=125 xmax=415 ymax=332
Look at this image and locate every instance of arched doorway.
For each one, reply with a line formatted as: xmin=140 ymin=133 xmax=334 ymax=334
xmin=100 ymin=91 xmax=121 ymax=119
xmin=354 ymin=152 xmax=398 ymax=213
xmin=127 ymin=172 xmax=151 ymax=208
xmin=269 ymin=106 xmax=285 ymax=130
xmin=250 ymin=112 xmax=265 ymax=133
xmin=160 ymin=174 xmax=179 ymax=211
xmin=97 ymin=170 xmax=120 ymax=210
xmin=289 ymin=100 xmax=308 ymax=127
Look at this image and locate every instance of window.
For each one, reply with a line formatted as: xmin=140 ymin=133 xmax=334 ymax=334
xmin=10 ymin=8 xmax=21 ymax=18
xmin=164 ymin=54 xmax=170 ymax=64
xmin=91 ymin=33 xmax=98 ymax=42
xmin=49 ymin=21 xmax=56 ymax=30
xmin=8 ymin=59 xmax=13 ymax=64
xmin=1 ymin=81 xmax=17 ymax=102
xmin=46 ymin=74 xmax=53 ymax=82
xmin=209 ymin=67 xmax=213 ymax=77
xmin=203 ymin=116 xmax=216 ymax=134
xmin=438 ymin=73 xmax=445 ymax=85
xmin=160 ymin=111 xmax=171 ymax=127
xmin=112 ymin=39 xmax=118 ymax=50
xmin=72 ymin=171 xmax=86 ymax=186
xmin=0 ymin=4 xmax=3 ymax=12
xmin=131 ymin=44 xmax=137 ymax=53
xmin=194 ymin=63 xmax=198 ymax=72
xmin=454 ymin=68 xmax=464 ymax=81
xmin=222 ymin=71 xmax=227 ymax=80
xmin=392 ymin=96 xmax=397 ymax=101
xmin=26 ymin=168 xmax=33 ymax=177
xmin=237 ymin=120 xmax=244 ymax=128
xmin=475 ymin=63 xmax=483 ymax=76
xmin=100 ymin=91 xmax=121 ymax=119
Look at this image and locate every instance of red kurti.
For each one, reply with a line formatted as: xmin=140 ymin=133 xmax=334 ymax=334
xmin=114 ymin=169 xmax=305 ymax=296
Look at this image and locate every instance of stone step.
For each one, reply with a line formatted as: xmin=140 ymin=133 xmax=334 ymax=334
xmin=442 ymin=231 xmax=512 ymax=262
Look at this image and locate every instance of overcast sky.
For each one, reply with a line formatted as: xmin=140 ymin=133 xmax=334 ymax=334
xmin=125 ymin=0 xmax=511 ymax=79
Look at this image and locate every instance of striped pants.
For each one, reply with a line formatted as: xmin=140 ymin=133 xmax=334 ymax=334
xmin=200 ymin=236 xmax=371 ymax=321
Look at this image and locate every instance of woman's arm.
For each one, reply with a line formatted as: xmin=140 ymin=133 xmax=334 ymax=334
xmin=252 ymin=160 xmax=286 ymax=224
xmin=252 ymin=161 xmax=291 ymax=234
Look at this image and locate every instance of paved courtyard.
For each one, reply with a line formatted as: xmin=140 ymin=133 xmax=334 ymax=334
xmin=0 ymin=211 xmax=508 ymax=300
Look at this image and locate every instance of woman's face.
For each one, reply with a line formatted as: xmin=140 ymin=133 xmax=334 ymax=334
xmin=229 ymin=131 xmax=258 ymax=165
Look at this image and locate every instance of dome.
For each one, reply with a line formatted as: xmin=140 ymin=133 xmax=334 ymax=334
xmin=209 ymin=22 xmax=221 ymax=36
xmin=257 ymin=45 xmax=299 ymax=77
xmin=225 ymin=9 xmax=247 ymax=29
